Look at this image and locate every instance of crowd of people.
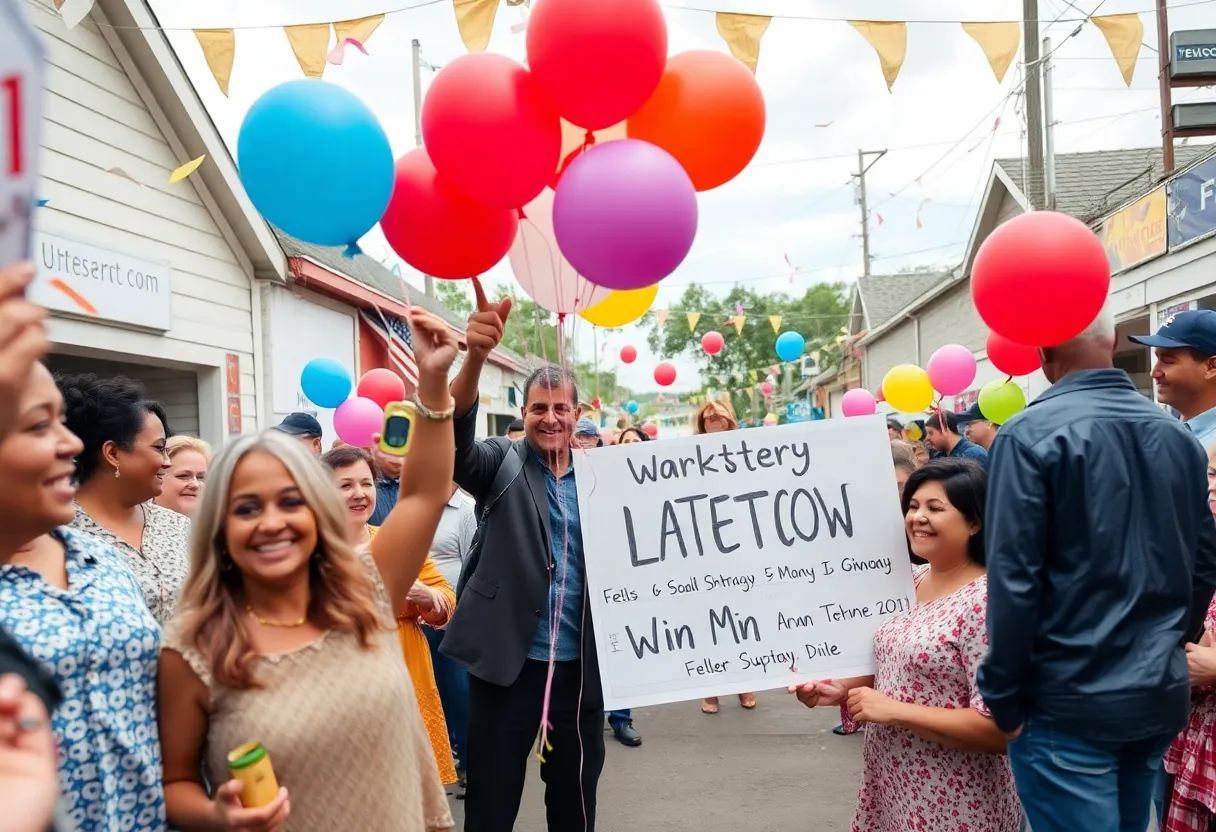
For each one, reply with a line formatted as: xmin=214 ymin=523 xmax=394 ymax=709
xmin=5 ymin=251 xmax=1216 ymax=832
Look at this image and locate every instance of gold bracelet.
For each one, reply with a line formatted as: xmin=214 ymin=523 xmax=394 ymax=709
xmin=413 ymin=394 xmax=455 ymax=421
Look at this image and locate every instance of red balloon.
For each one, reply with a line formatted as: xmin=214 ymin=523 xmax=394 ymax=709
xmin=986 ymin=331 xmax=1042 ymax=377
xmin=701 ymin=331 xmax=725 ymax=356
xmin=971 ymin=211 xmax=1110 ymax=347
xmin=654 ymin=362 xmax=677 ymax=387
xmin=642 ymin=423 xmax=659 ymax=438
xmin=620 ymin=345 xmax=637 ymax=364
xmin=591 ymin=397 xmax=602 ymax=409
xmin=421 ymin=53 xmax=561 ymax=208
xmin=876 ymin=389 xmax=886 ymax=403
xmin=357 ymin=368 xmax=407 ymax=410
xmin=380 ymin=149 xmax=518 ymax=279
xmin=759 ymin=381 xmax=774 ymax=396
xmin=526 ymin=0 xmax=667 ymax=130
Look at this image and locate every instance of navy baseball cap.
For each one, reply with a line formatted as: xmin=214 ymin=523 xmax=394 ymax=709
xmin=1128 ymin=310 xmax=1216 ymax=356
xmin=274 ymin=412 xmax=323 ymax=438
xmin=954 ymin=403 xmax=997 ymax=426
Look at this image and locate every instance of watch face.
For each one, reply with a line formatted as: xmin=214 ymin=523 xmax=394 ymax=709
xmin=383 ymin=415 xmax=411 ymax=449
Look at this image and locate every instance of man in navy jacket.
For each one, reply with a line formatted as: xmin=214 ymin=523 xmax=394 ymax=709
xmin=979 ymin=309 xmax=1216 ymax=832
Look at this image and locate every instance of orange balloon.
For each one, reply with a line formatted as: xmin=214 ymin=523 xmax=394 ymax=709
xmin=627 ymin=50 xmax=765 ymax=192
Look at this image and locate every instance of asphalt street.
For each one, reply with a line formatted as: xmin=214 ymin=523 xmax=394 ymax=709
xmin=447 ymin=689 xmax=864 ymax=830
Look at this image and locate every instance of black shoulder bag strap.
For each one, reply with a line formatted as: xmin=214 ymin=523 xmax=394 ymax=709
xmin=458 ymin=440 xmax=528 ymax=597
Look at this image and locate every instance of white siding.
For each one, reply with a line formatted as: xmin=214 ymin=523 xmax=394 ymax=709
xmin=44 ymin=354 xmax=200 ymax=436
xmin=28 ymin=0 xmax=257 ymax=436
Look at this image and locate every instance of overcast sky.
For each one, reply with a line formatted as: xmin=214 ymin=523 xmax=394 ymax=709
xmin=151 ymin=0 xmax=1214 ymax=393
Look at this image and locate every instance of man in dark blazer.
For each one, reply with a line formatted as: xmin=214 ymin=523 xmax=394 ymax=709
xmin=440 ymin=281 xmax=605 ymax=832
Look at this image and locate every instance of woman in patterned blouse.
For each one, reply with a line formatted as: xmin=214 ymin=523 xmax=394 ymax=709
xmin=0 ymin=362 xmax=165 ymax=831
xmin=56 ymin=373 xmax=191 ymax=623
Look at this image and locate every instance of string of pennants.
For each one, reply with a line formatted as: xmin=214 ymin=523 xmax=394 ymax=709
xmin=53 ymin=0 xmax=1148 ymax=92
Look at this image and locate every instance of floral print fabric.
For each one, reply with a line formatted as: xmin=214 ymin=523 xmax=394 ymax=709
xmin=853 ymin=565 xmax=1021 ymax=832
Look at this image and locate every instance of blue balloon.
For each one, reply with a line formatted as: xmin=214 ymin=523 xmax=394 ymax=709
xmin=238 ymin=80 xmax=394 ymax=254
xmin=626 ymin=400 xmax=640 ymax=414
xmin=775 ymin=331 xmax=806 ymax=363
xmin=300 ymin=357 xmax=353 ymax=409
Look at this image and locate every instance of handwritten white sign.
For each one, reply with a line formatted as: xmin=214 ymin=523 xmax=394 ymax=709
xmin=0 ymin=0 xmax=44 ymax=266
xmin=574 ymin=416 xmax=916 ymax=710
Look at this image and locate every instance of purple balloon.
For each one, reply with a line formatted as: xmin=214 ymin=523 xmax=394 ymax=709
xmin=552 ymin=139 xmax=698 ymax=291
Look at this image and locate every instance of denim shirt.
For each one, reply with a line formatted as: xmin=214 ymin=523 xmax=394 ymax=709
xmin=368 ymin=479 xmax=399 ymax=527
xmin=1187 ymin=405 xmax=1216 ymax=451
xmin=948 ymin=436 xmax=990 ymax=468
xmin=527 ymin=454 xmax=585 ymax=662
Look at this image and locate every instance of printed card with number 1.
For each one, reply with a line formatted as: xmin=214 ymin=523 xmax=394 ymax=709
xmin=0 ymin=0 xmax=44 ymax=268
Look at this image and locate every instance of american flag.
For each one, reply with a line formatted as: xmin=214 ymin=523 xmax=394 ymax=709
xmin=360 ymin=309 xmax=419 ymax=385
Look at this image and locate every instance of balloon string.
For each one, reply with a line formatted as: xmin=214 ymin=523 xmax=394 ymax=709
xmin=553 ymin=130 xmax=598 ymax=185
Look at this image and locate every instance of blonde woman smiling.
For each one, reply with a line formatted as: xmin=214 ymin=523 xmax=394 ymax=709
xmin=156 ymin=436 xmax=211 ymax=517
xmin=157 ymin=307 xmax=458 ymax=832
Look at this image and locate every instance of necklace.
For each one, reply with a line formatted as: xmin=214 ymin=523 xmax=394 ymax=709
xmin=246 ymin=605 xmax=307 ymax=628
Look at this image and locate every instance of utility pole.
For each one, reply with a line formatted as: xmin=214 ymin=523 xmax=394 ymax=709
xmin=1157 ymin=0 xmax=1175 ymax=173
xmin=1042 ymin=36 xmax=1058 ymax=210
xmin=1022 ymin=0 xmax=1045 ymax=209
xmin=855 ymin=149 xmax=887 ymax=277
xmin=411 ymin=39 xmax=435 ymax=298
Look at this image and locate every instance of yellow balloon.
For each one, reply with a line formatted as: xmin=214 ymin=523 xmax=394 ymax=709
xmin=578 ymin=285 xmax=659 ymax=328
xmin=882 ymin=364 xmax=934 ymax=413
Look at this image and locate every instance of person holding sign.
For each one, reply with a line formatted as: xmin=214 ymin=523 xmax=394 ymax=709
xmin=691 ymin=399 xmax=758 ymax=715
xmin=441 ymin=279 xmax=604 ymax=832
xmin=792 ymin=459 xmax=1022 ymax=832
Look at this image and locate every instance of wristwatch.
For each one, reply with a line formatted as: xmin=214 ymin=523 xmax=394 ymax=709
xmin=413 ymin=394 xmax=456 ymax=421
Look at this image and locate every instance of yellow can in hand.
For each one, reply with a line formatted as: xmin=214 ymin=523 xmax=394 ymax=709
xmin=228 ymin=741 xmax=279 ymax=808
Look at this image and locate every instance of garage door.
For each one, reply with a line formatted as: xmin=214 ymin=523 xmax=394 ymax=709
xmin=43 ymin=354 xmax=201 ymax=437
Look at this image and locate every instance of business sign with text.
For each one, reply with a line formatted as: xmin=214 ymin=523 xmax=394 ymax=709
xmin=1168 ymin=154 xmax=1216 ymax=251
xmin=574 ymin=416 xmax=915 ymax=709
xmin=1099 ymin=187 xmax=1167 ymax=273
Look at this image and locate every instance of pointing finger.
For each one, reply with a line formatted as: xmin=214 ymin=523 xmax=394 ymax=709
xmin=472 ymin=276 xmax=489 ymax=311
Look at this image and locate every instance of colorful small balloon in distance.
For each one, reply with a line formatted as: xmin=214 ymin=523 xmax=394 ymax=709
xmin=591 ymin=397 xmax=602 ymax=409
xmin=526 ymin=0 xmax=668 ymax=131
xmin=654 ymin=362 xmax=677 ymax=387
xmin=882 ymin=364 xmax=934 ymax=413
xmin=701 ymin=331 xmax=725 ymax=356
xmin=553 ymin=139 xmax=698 ymax=291
xmin=333 ymin=396 xmax=385 ymax=447
xmin=620 ymin=345 xmax=638 ymax=364
xmin=978 ymin=379 xmax=1027 ymax=425
xmin=642 ymin=422 xmax=659 ymax=438
xmin=421 ymin=53 xmax=561 ymax=209
xmin=763 ymin=413 xmax=779 ymax=426
xmin=626 ymin=400 xmax=640 ymax=414
xmin=627 ymin=50 xmax=765 ymax=191
xmin=356 ymin=368 xmax=406 ymax=411
xmin=579 ymin=285 xmax=658 ymax=328
xmin=986 ymin=331 xmax=1042 ymax=377
xmin=237 ymin=80 xmax=393 ymax=253
xmin=759 ymin=380 xmax=774 ymax=396
xmin=926 ymin=344 xmax=977 ymax=397
xmin=300 ymin=357 xmax=353 ymax=409
xmin=971 ymin=211 xmax=1111 ymax=347
xmin=774 ymin=331 xmax=805 ymax=362
xmin=840 ymin=388 xmax=878 ymax=417
xmin=876 ymin=388 xmax=886 ymax=403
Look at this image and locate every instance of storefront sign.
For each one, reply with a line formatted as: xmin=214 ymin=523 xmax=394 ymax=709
xmin=1168 ymin=154 xmax=1216 ymax=250
xmin=1158 ymin=300 xmax=1198 ymax=327
xmin=1099 ymin=187 xmax=1167 ymax=273
xmin=574 ymin=417 xmax=915 ymax=709
xmin=31 ymin=231 xmax=172 ymax=330
xmin=1177 ymin=44 xmax=1216 ymax=61
xmin=0 ymin=0 xmax=44 ymax=266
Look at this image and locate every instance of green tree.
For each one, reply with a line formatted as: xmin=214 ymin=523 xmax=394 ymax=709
xmin=644 ymin=282 xmax=850 ymax=420
xmin=433 ymin=280 xmax=473 ymax=318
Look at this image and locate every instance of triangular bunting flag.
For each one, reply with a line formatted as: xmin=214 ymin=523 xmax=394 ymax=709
xmin=768 ymin=315 xmax=782 ymax=334
xmin=169 ymin=156 xmax=206 ymax=184
xmin=749 ymin=370 xmax=759 ymax=382
xmin=333 ymin=14 xmax=385 ymax=48
xmin=961 ymin=22 xmax=1020 ymax=83
xmin=655 ymin=309 xmax=670 ymax=328
xmin=193 ymin=29 xmax=235 ymax=96
xmin=454 ymin=0 xmax=499 ymax=53
xmin=848 ymin=21 xmax=907 ymax=92
xmin=57 ymin=0 xmax=95 ymax=28
xmin=1091 ymin=14 xmax=1143 ymax=87
xmin=686 ymin=312 xmax=701 ymax=332
xmin=715 ymin=12 xmax=772 ymax=74
xmin=732 ymin=315 xmax=746 ymax=334
xmin=284 ymin=24 xmax=331 ymax=78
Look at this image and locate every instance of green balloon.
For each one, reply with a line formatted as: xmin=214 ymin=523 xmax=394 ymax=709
xmin=978 ymin=380 xmax=1026 ymax=425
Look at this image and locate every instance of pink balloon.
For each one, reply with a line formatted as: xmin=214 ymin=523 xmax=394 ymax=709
xmin=620 ymin=345 xmax=637 ymax=364
xmin=642 ymin=423 xmax=659 ymax=438
xmin=509 ymin=188 xmax=610 ymax=316
xmin=701 ymin=331 xmax=724 ymax=356
xmin=759 ymin=381 xmax=774 ymax=396
xmin=333 ymin=396 xmax=384 ymax=447
xmin=926 ymin=344 xmax=978 ymax=396
xmin=841 ymin=388 xmax=878 ymax=417
xmin=654 ymin=362 xmax=677 ymax=387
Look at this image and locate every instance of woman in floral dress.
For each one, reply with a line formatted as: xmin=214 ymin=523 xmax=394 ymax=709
xmin=1161 ymin=442 xmax=1216 ymax=830
xmin=792 ymin=459 xmax=1022 ymax=831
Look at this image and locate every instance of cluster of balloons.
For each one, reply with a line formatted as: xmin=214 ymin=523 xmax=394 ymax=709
xmin=300 ymin=359 xmax=407 ymax=447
